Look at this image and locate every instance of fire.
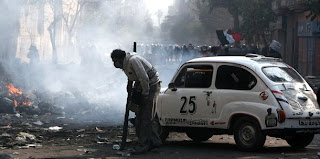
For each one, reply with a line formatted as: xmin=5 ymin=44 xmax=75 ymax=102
xmin=22 ymin=96 xmax=31 ymax=106
xmin=5 ymin=83 xmax=23 ymax=97
xmin=4 ymin=83 xmax=31 ymax=107
xmin=14 ymin=100 xmax=18 ymax=107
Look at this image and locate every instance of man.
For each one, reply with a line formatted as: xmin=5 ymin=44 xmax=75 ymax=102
xmin=265 ymin=40 xmax=282 ymax=58
xmin=27 ymin=44 xmax=40 ymax=65
xmin=265 ymin=108 xmax=277 ymax=127
xmin=111 ymin=49 xmax=162 ymax=154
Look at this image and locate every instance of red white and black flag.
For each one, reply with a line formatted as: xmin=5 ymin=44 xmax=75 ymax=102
xmin=216 ymin=29 xmax=243 ymax=45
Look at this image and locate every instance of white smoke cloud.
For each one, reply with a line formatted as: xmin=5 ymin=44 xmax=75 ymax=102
xmin=0 ymin=0 xmax=178 ymax=125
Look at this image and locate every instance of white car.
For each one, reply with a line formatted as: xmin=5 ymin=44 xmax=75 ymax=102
xmin=153 ymin=55 xmax=320 ymax=151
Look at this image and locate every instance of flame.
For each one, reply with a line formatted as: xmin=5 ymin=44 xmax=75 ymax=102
xmin=5 ymin=83 xmax=23 ymax=96
xmin=22 ymin=96 xmax=31 ymax=106
xmin=4 ymin=83 xmax=31 ymax=107
xmin=14 ymin=100 xmax=18 ymax=107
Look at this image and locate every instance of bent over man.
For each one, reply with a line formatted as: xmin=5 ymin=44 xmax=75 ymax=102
xmin=111 ymin=49 xmax=162 ymax=154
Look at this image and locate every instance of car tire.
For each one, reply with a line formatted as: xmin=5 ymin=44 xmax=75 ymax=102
xmin=152 ymin=117 xmax=169 ymax=143
xmin=186 ymin=130 xmax=213 ymax=142
xmin=285 ymin=133 xmax=314 ymax=149
xmin=233 ymin=117 xmax=266 ymax=151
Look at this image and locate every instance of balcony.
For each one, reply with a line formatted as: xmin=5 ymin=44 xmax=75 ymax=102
xmin=272 ymin=0 xmax=309 ymax=14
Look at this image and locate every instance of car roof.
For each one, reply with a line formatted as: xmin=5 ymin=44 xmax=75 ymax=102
xmin=187 ymin=55 xmax=287 ymax=69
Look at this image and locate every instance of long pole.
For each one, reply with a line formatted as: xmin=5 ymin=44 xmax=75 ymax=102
xmin=120 ymin=42 xmax=136 ymax=150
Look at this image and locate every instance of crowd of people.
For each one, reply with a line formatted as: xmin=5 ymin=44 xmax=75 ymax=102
xmin=135 ymin=41 xmax=282 ymax=66
xmin=136 ymin=43 xmax=214 ymax=65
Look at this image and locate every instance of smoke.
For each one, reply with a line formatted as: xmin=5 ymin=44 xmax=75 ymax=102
xmin=0 ymin=0 xmax=178 ymax=125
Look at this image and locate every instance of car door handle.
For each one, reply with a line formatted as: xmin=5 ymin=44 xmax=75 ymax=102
xmin=203 ymin=91 xmax=212 ymax=95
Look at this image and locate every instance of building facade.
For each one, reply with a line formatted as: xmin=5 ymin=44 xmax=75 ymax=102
xmin=272 ymin=0 xmax=320 ymax=76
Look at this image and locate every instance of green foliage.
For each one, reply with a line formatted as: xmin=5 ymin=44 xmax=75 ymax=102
xmin=239 ymin=0 xmax=277 ymax=44
xmin=196 ymin=1 xmax=220 ymax=30
xmin=206 ymin=0 xmax=277 ymax=44
xmin=306 ymin=0 xmax=320 ymax=21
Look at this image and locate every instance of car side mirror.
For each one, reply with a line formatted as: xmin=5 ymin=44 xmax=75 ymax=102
xmin=168 ymin=83 xmax=177 ymax=91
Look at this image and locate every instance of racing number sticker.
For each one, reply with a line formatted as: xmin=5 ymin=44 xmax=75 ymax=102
xmin=180 ymin=96 xmax=197 ymax=115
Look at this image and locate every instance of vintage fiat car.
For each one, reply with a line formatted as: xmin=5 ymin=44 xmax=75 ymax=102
xmin=153 ymin=55 xmax=320 ymax=151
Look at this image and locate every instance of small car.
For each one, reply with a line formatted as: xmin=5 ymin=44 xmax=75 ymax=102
xmin=153 ymin=55 xmax=320 ymax=151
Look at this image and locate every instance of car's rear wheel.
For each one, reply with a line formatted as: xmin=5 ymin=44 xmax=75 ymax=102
xmin=152 ymin=117 xmax=169 ymax=143
xmin=186 ymin=129 xmax=213 ymax=142
xmin=233 ymin=117 xmax=266 ymax=151
xmin=285 ymin=133 xmax=314 ymax=149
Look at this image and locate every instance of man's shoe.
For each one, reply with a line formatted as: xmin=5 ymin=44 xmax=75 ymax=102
xmin=148 ymin=143 xmax=162 ymax=151
xmin=131 ymin=145 xmax=149 ymax=154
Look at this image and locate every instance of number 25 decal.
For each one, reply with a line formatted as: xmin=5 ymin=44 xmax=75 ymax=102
xmin=180 ymin=96 xmax=197 ymax=114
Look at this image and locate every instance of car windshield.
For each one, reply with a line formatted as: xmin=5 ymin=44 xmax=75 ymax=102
xmin=262 ymin=66 xmax=304 ymax=83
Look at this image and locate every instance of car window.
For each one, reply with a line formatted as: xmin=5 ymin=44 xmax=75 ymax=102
xmin=174 ymin=65 xmax=213 ymax=88
xmin=215 ymin=65 xmax=257 ymax=90
xmin=262 ymin=66 xmax=304 ymax=83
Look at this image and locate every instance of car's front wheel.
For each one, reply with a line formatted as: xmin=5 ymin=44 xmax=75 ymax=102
xmin=285 ymin=133 xmax=314 ymax=149
xmin=152 ymin=117 xmax=169 ymax=143
xmin=233 ymin=117 xmax=266 ymax=151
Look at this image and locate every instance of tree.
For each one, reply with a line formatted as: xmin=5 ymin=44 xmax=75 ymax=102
xmin=48 ymin=0 xmax=62 ymax=64
xmin=61 ymin=0 xmax=87 ymax=46
xmin=206 ymin=0 xmax=242 ymax=31
xmin=238 ymin=0 xmax=277 ymax=45
xmin=161 ymin=13 xmax=204 ymax=44
xmin=195 ymin=1 xmax=233 ymax=44
xmin=48 ymin=0 xmax=87 ymax=64
xmin=306 ymin=0 xmax=320 ymax=21
xmin=206 ymin=0 xmax=277 ymax=45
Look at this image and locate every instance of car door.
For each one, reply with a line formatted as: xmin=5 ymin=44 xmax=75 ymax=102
xmin=207 ymin=64 xmax=262 ymax=127
xmin=161 ymin=64 xmax=214 ymax=127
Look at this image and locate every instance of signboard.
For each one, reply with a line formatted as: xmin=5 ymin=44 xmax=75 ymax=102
xmin=297 ymin=21 xmax=320 ymax=37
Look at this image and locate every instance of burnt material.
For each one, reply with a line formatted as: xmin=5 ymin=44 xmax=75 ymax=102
xmin=0 ymin=97 xmax=15 ymax=114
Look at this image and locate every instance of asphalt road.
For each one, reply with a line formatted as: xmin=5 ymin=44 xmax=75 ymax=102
xmin=1 ymin=127 xmax=320 ymax=159
xmin=129 ymin=133 xmax=320 ymax=159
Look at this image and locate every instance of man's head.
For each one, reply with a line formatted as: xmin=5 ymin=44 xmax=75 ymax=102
xmin=111 ymin=49 xmax=126 ymax=69
xmin=269 ymin=40 xmax=281 ymax=53
xmin=267 ymin=108 xmax=272 ymax=115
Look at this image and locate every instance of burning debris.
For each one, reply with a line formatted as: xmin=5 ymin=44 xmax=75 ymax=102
xmin=0 ymin=75 xmax=97 ymax=116
xmin=3 ymin=82 xmax=31 ymax=107
xmin=0 ymin=81 xmax=56 ymax=115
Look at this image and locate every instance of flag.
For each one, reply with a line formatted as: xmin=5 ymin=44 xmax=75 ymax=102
xmin=227 ymin=29 xmax=243 ymax=41
xmin=216 ymin=29 xmax=243 ymax=45
xmin=216 ymin=30 xmax=229 ymax=45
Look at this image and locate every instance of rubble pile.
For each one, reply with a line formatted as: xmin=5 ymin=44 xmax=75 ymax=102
xmin=0 ymin=81 xmax=62 ymax=115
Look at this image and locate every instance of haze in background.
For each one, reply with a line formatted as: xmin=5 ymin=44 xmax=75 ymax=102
xmin=0 ymin=0 xmax=178 ymax=125
xmin=144 ymin=0 xmax=173 ymax=26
